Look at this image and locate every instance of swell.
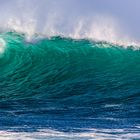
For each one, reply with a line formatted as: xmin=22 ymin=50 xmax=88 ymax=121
xmin=0 ymin=31 xmax=140 ymax=105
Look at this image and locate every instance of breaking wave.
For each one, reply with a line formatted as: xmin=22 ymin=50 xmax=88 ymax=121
xmin=0 ymin=31 xmax=140 ymax=106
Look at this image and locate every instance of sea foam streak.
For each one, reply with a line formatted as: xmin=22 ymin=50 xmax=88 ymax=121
xmin=0 ymin=128 xmax=139 ymax=140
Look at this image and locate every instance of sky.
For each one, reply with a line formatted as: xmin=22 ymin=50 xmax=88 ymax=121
xmin=0 ymin=0 xmax=140 ymax=42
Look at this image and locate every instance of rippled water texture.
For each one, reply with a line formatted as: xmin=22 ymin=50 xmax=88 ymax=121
xmin=0 ymin=32 xmax=139 ymax=139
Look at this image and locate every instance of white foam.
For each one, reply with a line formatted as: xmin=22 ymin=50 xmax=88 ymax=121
xmin=7 ymin=17 xmax=36 ymax=41
xmin=1 ymin=15 xmax=139 ymax=48
xmin=0 ymin=128 xmax=139 ymax=140
xmin=0 ymin=38 xmax=6 ymax=54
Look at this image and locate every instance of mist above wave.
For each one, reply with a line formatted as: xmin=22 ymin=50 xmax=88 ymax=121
xmin=0 ymin=17 xmax=137 ymax=48
xmin=0 ymin=0 xmax=139 ymax=47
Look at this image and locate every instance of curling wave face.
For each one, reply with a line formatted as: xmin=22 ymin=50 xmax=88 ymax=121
xmin=0 ymin=31 xmax=140 ymax=107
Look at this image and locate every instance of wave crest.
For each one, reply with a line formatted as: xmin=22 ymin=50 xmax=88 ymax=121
xmin=0 ymin=16 xmax=139 ymax=47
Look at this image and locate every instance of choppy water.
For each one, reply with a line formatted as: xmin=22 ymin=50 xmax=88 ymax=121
xmin=0 ymin=32 xmax=139 ymax=139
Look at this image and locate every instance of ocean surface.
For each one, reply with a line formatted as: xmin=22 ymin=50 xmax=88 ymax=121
xmin=0 ymin=31 xmax=139 ymax=140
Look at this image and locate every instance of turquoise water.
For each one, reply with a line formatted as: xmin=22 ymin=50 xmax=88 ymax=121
xmin=0 ymin=32 xmax=139 ymax=139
